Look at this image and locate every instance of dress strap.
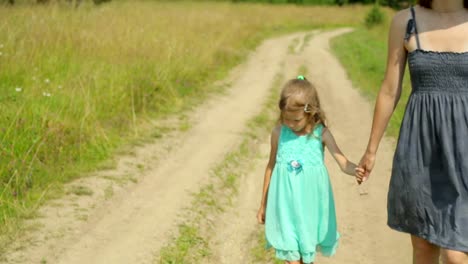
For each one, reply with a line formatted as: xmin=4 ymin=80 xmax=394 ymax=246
xmin=405 ymin=6 xmax=421 ymax=49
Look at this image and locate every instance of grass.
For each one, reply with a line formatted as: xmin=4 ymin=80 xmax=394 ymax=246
xmin=67 ymin=185 xmax=93 ymax=196
xmin=158 ymin=224 xmax=211 ymax=264
xmin=330 ymin=7 xmax=412 ymax=137
xmin=0 ymin=0 xmax=375 ymax=247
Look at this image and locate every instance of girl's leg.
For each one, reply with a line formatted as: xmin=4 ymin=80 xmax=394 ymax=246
xmin=411 ymin=235 xmax=440 ymax=264
xmin=440 ymin=248 xmax=468 ymax=264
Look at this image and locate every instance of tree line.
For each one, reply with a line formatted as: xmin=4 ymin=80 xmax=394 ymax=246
xmin=232 ymin=0 xmax=415 ymax=9
xmin=2 ymin=0 xmax=415 ymax=11
xmin=3 ymin=0 xmax=110 ymax=5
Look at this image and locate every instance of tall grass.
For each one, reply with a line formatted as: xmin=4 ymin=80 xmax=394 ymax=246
xmin=330 ymin=7 xmax=412 ymax=137
xmin=0 ymin=1 xmax=370 ymax=241
xmin=230 ymin=0 xmax=336 ymax=4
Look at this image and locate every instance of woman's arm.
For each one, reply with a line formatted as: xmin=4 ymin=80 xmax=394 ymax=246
xmin=257 ymin=125 xmax=280 ymax=224
xmin=360 ymin=10 xmax=410 ymax=180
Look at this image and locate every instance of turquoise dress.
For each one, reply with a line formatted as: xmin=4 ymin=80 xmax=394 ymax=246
xmin=265 ymin=124 xmax=339 ymax=263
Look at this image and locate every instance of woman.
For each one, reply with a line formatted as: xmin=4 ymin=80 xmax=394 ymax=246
xmin=358 ymin=0 xmax=468 ymax=263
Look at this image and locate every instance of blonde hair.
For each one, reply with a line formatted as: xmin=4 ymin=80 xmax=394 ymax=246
xmin=278 ymin=77 xmax=326 ymax=134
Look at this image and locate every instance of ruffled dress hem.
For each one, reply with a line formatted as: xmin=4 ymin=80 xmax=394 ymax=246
xmin=266 ymin=235 xmax=339 ymax=263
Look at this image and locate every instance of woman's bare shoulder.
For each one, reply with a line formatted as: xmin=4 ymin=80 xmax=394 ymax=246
xmin=391 ymin=7 xmax=412 ymax=28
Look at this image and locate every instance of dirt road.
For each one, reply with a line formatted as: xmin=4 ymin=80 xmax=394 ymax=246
xmin=2 ymin=29 xmax=411 ymax=264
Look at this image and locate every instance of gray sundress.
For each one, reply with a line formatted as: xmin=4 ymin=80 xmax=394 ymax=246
xmin=388 ymin=6 xmax=468 ymax=252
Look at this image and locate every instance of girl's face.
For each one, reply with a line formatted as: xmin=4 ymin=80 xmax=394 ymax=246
xmin=282 ymin=111 xmax=309 ymax=134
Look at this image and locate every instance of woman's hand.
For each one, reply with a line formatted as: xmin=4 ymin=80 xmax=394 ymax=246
xmin=257 ymin=206 xmax=266 ymax=224
xmin=358 ymin=151 xmax=376 ymax=182
xmin=355 ymin=166 xmax=366 ymax=184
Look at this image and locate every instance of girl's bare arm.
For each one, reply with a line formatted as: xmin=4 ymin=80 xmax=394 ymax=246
xmin=323 ymin=128 xmax=363 ymax=181
xmin=257 ymin=125 xmax=280 ymax=224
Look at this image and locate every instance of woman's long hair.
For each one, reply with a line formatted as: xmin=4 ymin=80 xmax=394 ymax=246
xmin=418 ymin=0 xmax=468 ymax=9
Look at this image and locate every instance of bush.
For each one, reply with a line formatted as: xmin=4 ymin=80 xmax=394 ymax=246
xmin=380 ymin=0 xmax=415 ymax=9
xmin=92 ymin=0 xmax=111 ymax=4
xmin=365 ymin=4 xmax=384 ymax=28
xmin=231 ymin=0 xmax=336 ymax=4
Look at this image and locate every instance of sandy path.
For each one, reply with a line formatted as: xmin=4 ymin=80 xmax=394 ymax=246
xmin=2 ymin=29 xmax=412 ymax=264
xmin=208 ymin=29 xmax=412 ymax=263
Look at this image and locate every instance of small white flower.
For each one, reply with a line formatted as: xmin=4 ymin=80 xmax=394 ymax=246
xmin=291 ymin=160 xmax=300 ymax=168
xmin=15 ymin=87 xmax=22 ymax=92
xmin=44 ymin=79 xmax=50 ymax=84
xmin=42 ymin=92 xmax=51 ymax=97
xmin=0 ymin=52 xmax=3 ymax=56
xmin=58 ymin=85 xmax=62 ymax=89
xmin=0 ymin=44 xmax=3 ymax=49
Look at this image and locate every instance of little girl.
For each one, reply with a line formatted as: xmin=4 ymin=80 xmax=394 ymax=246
xmin=257 ymin=76 xmax=363 ymax=264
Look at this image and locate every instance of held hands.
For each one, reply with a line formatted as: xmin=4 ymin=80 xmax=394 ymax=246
xmin=354 ymin=166 xmax=366 ymax=184
xmin=357 ymin=151 xmax=376 ymax=183
xmin=343 ymin=160 xmax=365 ymax=184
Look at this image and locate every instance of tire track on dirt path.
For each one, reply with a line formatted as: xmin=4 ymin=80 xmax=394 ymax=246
xmin=2 ymin=32 xmax=309 ymax=264
xmin=207 ymin=28 xmax=413 ymax=264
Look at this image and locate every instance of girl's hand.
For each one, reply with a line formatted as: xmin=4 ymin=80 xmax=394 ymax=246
xmin=355 ymin=167 xmax=366 ymax=184
xmin=257 ymin=207 xmax=265 ymax=224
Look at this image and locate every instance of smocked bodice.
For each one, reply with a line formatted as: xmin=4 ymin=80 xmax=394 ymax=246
xmin=275 ymin=125 xmax=324 ymax=166
xmin=408 ymin=50 xmax=468 ymax=93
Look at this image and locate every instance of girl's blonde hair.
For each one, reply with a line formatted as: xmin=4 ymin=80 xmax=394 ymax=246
xmin=278 ymin=77 xmax=326 ymax=134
